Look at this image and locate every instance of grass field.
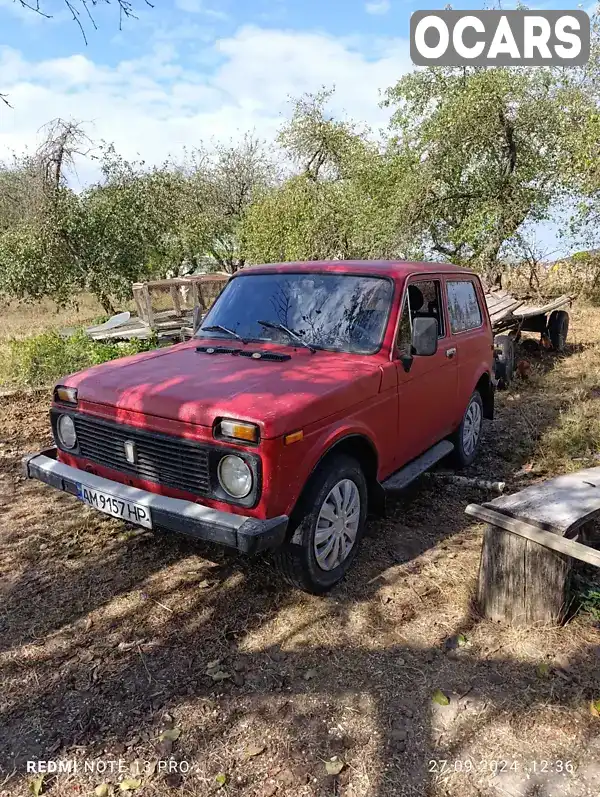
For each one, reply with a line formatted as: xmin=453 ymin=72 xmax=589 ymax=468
xmin=0 ymin=296 xmax=105 ymax=389
xmin=0 ymin=302 xmax=599 ymax=797
xmin=0 ymin=295 xmax=104 ymax=340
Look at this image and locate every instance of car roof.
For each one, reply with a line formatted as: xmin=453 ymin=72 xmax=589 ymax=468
xmin=236 ymin=260 xmax=477 ymax=278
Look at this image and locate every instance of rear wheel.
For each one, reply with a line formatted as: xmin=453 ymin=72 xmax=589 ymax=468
xmin=547 ymin=310 xmax=569 ymax=352
xmin=494 ymin=334 xmax=515 ymax=389
xmin=449 ymin=391 xmax=484 ymax=469
xmin=273 ymin=454 xmax=368 ymax=593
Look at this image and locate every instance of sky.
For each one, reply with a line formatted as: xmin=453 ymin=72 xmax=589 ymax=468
xmin=0 ymin=0 xmax=595 ymax=253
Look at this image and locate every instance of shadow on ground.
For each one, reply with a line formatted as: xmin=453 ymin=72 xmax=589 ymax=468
xmin=1 ymin=338 xmax=599 ymax=797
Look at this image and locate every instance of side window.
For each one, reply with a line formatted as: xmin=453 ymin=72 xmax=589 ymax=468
xmin=446 ymin=280 xmax=482 ymax=333
xmin=396 ymin=279 xmax=445 ymax=354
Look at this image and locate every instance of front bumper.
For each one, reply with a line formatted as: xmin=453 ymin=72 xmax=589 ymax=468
xmin=23 ymin=448 xmax=288 ymax=554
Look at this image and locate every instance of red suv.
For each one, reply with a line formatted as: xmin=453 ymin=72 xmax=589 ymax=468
xmin=25 ymin=261 xmax=494 ymax=592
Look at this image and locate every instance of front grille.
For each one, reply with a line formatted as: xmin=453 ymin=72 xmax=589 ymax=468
xmin=72 ymin=415 xmax=211 ymax=496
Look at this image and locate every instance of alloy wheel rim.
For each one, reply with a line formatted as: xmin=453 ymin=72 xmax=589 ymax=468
xmin=314 ymin=479 xmax=361 ymax=572
xmin=462 ymin=399 xmax=482 ymax=456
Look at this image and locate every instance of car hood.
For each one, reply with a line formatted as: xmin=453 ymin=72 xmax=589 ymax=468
xmin=62 ymin=340 xmax=384 ymax=439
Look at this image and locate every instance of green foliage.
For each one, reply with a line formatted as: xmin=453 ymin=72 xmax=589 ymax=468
xmin=383 ymin=65 xmax=597 ymax=282
xmin=5 ymin=329 xmax=156 ymax=387
xmin=581 ymin=589 xmax=600 ymax=621
xmin=3 ymin=40 xmax=600 ymax=304
xmin=0 ymin=131 xmax=273 ymax=312
xmin=170 ymin=134 xmax=276 ymax=273
xmin=243 ymin=92 xmax=418 ymax=263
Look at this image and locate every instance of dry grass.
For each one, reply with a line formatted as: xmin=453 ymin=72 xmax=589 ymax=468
xmin=0 ymin=295 xmax=104 ymax=341
xmin=1 ymin=305 xmax=600 ymax=797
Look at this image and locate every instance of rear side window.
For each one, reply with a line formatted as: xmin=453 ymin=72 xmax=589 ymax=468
xmin=446 ymin=280 xmax=482 ymax=333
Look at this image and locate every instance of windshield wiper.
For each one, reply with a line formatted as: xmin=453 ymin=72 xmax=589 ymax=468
xmin=257 ymin=320 xmax=316 ymax=353
xmin=200 ymin=324 xmax=247 ymax=344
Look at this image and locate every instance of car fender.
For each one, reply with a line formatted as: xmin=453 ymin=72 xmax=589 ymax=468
xmin=282 ymin=421 xmax=379 ymax=518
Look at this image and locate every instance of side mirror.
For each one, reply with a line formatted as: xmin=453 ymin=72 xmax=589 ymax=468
xmin=412 ymin=316 xmax=438 ymax=356
xmin=192 ymin=305 xmax=203 ymax=334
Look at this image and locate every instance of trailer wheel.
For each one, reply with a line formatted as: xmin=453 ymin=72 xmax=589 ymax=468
xmin=547 ymin=310 xmax=569 ymax=352
xmin=494 ymin=334 xmax=515 ymax=389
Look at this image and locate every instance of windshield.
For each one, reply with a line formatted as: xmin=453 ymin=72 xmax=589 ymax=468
xmin=197 ymin=272 xmax=393 ymax=354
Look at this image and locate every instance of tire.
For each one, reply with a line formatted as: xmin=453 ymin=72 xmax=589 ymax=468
xmin=547 ymin=310 xmax=569 ymax=352
xmin=273 ymin=454 xmax=368 ymax=593
xmin=449 ymin=391 xmax=484 ymax=469
xmin=494 ymin=334 xmax=515 ymax=389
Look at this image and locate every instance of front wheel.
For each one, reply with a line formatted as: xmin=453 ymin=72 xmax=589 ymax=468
xmin=449 ymin=391 xmax=484 ymax=468
xmin=273 ymin=454 xmax=368 ymax=593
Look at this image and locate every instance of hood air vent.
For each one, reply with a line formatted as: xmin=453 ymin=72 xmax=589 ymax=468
xmin=196 ymin=346 xmax=291 ymax=362
xmin=238 ymin=350 xmax=291 ymax=362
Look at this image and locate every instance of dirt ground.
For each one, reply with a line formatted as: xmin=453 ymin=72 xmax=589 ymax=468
xmin=1 ymin=307 xmax=600 ymax=797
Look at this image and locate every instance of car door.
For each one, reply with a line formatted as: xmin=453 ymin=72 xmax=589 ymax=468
xmin=444 ymin=276 xmax=489 ymax=425
xmin=393 ymin=276 xmax=459 ymax=465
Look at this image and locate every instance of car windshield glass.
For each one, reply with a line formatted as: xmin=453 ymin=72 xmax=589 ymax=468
xmin=197 ymin=273 xmax=393 ymax=354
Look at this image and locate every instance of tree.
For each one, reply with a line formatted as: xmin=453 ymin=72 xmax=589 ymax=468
xmin=0 ymin=120 xmax=93 ymax=306
xmin=0 ymin=155 xmax=47 ymax=233
xmin=169 ymin=135 xmax=276 ymax=274
xmin=12 ymin=0 xmax=151 ymax=42
xmin=0 ymin=125 xmax=278 ymax=310
xmin=384 ymin=65 xmax=596 ymax=285
xmin=244 ymin=92 xmax=418 ymax=264
xmin=0 ymin=127 xmax=181 ymax=312
xmin=54 ymin=148 xmax=184 ymax=312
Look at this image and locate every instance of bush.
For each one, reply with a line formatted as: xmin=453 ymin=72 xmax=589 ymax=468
xmin=5 ymin=329 xmax=157 ymax=387
xmin=581 ymin=589 xmax=600 ymax=622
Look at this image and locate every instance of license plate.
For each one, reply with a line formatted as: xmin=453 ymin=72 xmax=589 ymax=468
xmin=76 ymin=483 xmax=152 ymax=529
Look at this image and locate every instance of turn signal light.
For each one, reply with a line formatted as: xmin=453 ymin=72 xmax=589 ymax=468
xmin=284 ymin=430 xmax=304 ymax=445
xmin=54 ymin=385 xmax=78 ymax=405
xmin=218 ymin=419 xmax=259 ymax=443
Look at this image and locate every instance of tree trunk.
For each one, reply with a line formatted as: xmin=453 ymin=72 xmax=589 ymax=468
xmin=97 ymin=292 xmax=116 ymax=316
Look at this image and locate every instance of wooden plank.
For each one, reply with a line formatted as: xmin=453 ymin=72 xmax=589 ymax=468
xmin=512 ymin=294 xmax=572 ymax=318
xmin=486 ymin=294 xmax=519 ymax=314
xmin=141 ymin=275 xmax=229 ymax=289
xmin=154 ymin=319 xmax=193 ymax=330
xmin=489 ymin=299 xmax=524 ymax=317
xmin=483 ymin=467 xmax=600 ymax=534
xmin=485 ymin=296 xmax=506 ymax=311
xmin=485 ymin=289 xmax=510 ymax=303
xmin=382 ymin=440 xmax=454 ymax=491
xmin=189 ymin=281 xmax=201 ymax=311
xmin=477 ymin=521 xmax=571 ymax=625
xmin=489 ymin=300 xmax=525 ymax=323
xmin=141 ymin=285 xmax=154 ymax=329
xmin=169 ymin=285 xmax=183 ymax=316
xmin=133 ymin=286 xmax=146 ymax=323
xmin=466 ymin=503 xmax=600 ymax=568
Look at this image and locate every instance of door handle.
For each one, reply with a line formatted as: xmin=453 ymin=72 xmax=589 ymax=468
xmin=446 ymin=347 xmax=457 ymax=359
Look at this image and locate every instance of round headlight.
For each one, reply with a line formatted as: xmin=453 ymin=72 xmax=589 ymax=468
xmin=57 ymin=414 xmax=77 ymax=449
xmin=217 ymin=455 xmax=252 ymax=498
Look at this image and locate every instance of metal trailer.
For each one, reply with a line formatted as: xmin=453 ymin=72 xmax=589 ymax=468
xmin=485 ymin=289 xmax=573 ymax=388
